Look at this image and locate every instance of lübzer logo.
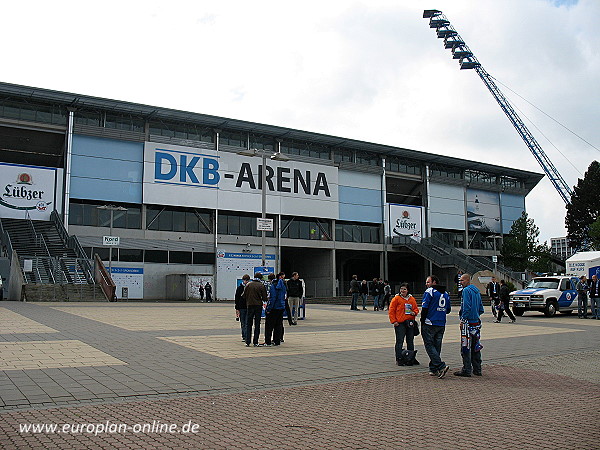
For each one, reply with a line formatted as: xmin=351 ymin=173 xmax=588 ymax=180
xmin=393 ymin=210 xmax=417 ymax=235
xmin=1 ymin=172 xmax=52 ymax=211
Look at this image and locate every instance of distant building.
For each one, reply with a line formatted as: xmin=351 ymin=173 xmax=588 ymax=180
xmin=551 ymin=237 xmax=575 ymax=260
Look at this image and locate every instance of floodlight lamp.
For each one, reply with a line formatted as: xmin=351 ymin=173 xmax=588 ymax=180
xmin=270 ymin=152 xmax=289 ymax=162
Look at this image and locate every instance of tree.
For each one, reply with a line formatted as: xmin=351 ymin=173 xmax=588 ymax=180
xmin=501 ymin=211 xmax=552 ymax=273
xmin=566 ymin=161 xmax=600 ymax=250
xmin=589 ymin=218 xmax=600 ymax=250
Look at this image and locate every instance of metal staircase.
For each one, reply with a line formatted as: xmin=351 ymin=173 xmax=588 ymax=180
xmin=0 ymin=212 xmax=106 ymax=301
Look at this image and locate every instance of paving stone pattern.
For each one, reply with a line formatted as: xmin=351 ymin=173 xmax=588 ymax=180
xmin=0 ymin=302 xmax=599 ymax=448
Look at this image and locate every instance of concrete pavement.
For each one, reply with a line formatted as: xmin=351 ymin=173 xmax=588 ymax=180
xmin=1 ymin=301 xmax=599 ymax=448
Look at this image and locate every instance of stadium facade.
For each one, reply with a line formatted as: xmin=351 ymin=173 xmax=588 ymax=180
xmin=0 ymin=82 xmax=543 ymax=299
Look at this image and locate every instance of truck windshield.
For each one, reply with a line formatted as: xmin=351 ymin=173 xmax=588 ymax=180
xmin=526 ymin=278 xmax=559 ymax=289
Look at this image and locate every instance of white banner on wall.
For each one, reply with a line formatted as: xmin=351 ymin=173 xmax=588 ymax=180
xmin=387 ymin=203 xmax=423 ymax=240
xmin=0 ymin=163 xmax=56 ymax=220
xmin=466 ymin=189 xmax=501 ymax=234
xmin=111 ymin=267 xmax=144 ymax=299
xmin=142 ymin=142 xmax=339 ymax=219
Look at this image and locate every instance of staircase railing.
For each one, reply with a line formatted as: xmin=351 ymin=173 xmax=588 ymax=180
xmin=94 ymin=254 xmax=116 ymax=301
xmin=51 ymin=210 xmax=94 ymax=283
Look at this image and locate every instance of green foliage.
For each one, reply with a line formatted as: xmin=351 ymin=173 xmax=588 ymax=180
xmin=589 ymin=218 xmax=600 ymax=251
xmin=566 ymin=161 xmax=600 ymax=250
xmin=501 ymin=211 xmax=552 ymax=273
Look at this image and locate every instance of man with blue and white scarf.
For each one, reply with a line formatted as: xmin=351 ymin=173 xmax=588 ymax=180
xmin=455 ymin=273 xmax=485 ymax=377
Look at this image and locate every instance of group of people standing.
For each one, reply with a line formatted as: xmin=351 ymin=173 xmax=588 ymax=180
xmin=348 ymin=275 xmax=392 ymax=311
xmin=576 ymin=274 xmax=600 ymax=319
xmin=198 ymin=282 xmax=213 ymax=302
xmin=234 ymin=271 xmax=304 ymax=347
xmin=387 ymin=273 xmax=485 ymax=379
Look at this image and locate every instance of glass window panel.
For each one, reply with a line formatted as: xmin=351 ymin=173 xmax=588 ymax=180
xmin=158 ymin=209 xmax=173 ymax=231
xmin=112 ymin=210 xmax=127 ymax=229
xmin=146 ymin=207 xmax=159 ymax=230
xmin=94 ymin=247 xmax=110 ymax=261
xmin=228 ymin=215 xmax=240 ymax=235
xmin=118 ymin=249 xmax=143 ymax=262
xmin=172 ymin=210 xmax=186 ymax=232
xmin=193 ymin=252 xmax=214 ymax=265
xmin=240 ymin=216 xmax=253 ymax=236
xmin=186 ymin=212 xmax=199 ymax=233
xmin=127 ymin=207 xmax=141 ymax=229
xmin=145 ymin=250 xmax=168 ymax=263
xmin=170 ymin=251 xmax=192 ymax=264
xmin=217 ymin=214 xmax=227 ymax=234
xmin=68 ymin=203 xmax=84 ymax=226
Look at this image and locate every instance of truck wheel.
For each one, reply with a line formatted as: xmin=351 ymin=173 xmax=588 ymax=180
xmin=544 ymin=301 xmax=557 ymax=317
xmin=513 ymin=307 xmax=525 ymax=316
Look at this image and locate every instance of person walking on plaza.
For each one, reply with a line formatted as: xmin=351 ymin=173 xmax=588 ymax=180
xmin=487 ymin=276 xmax=500 ymax=319
xmin=372 ymin=278 xmax=382 ymax=311
xmin=381 ymin=280 xmax=392 ymax=311
xmin=588 ymin=274 xmax=599 ymax=319
xmin=576 ymin=275 xmax=589 ymax=318
xmin=495 ymin=279 xmax=516 ymax=323
xmin=205 ymin=282 xmax=213 ymax=302
xmin=350 ymin=275 xmax=360 ymax=310
xmin=244 ymin=273 xmax=268 ymax=347
xmin=198 ymin=283 xmax=205 ymax=301
xmin=420 ymin=275 xmax=451 ymax=379
xmin=234 ymin=274 xmax=251 ymax=341
xmin=264 ymin=272 xmax=287 ymax=346
xmin=455 ymin=273 xmax=485 ymax=377
xmin=360 ymin=279 xmax=369 ymax=310
xmin=287 ymin=272 xmax=303 ymax=325
xmin=389 ymin=283 xmax=419 ymax=366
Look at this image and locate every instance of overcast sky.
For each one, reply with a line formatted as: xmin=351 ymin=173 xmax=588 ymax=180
xmin=2 ymin=0 xmax=598 ymax=243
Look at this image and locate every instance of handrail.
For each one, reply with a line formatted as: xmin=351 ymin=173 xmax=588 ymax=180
xmin=51 ymin=210 xmax=94 ymax=283
xmin=94 ymin=253 xmax=115 ymax=301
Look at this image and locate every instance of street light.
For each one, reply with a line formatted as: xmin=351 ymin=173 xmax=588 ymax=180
xmin=236 ymin=148 xmax=289 ymax=267
xmin=97 ymin=205 xmax=127 ymax=275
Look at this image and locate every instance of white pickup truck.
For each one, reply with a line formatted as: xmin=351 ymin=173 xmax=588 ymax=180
xmin=509 ymin=276 xmax=579 ymax=317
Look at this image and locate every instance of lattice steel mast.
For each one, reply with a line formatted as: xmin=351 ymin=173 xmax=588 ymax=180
xmin=423 ymin=9 xmax=572 ymax=204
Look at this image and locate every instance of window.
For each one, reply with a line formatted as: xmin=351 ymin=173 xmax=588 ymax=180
xmin=146 ymin=205 xmax=212 ymax=233
xmin=170 ymin=251 xmax=192 ymax=264
xmin=465 ymin=170 xmax=496 ymax=185
xmin=145 ymin=250 xmax=168 ymax=263
xmin=333 ymin=148 xmax=354 ymax=164
xmin=118 ymin=249 xmax=143 ymax=262
xmin=387 ymin=156 xmax=422 ymax=175
xmin=193 ymin=252 xmax=214 ymax=265
xmin=250 ymin=135 xmax=274 ymax=152
xmin=68 ymin=201 xmax=142 ymax=229
xmin=0 ymin=98 xmax=67 ymax=125
xmin=355 ymin=151 xmax=379 ymax=167
xmin=74 ymin=110 xmax=101 ymax=127
xmin=281 ymin=140 xmax=330 ymax=160
xmin=217 ymin=212 xmax=274 ymax=237
xmin=430 ymin=164 xmax=463 ymax=179
xmin=281 ymin=217 xmax=331 ymax=240
xmin=105 ymin=113 xmax=145 ymax=133
xmin=219 ymin=130 xmax=246 ymax=148
xmin=335 ymin=222 xmax=380 ymax=243
xmin=149 ymin=121 xmax=214 ymax=143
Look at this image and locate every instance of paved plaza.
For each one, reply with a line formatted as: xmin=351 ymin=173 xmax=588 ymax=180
xmin=0 ymin=301 xmax=599 ymax=449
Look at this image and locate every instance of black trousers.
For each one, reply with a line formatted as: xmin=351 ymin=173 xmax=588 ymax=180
xmin=497 ymin=302 xmax=516 ymax=321
xmin=265 ymin=309 xmax=284 ymax=345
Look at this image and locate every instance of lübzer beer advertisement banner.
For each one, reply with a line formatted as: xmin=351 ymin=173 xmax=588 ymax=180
xmin=0 ymin=163 xmax=56 ymax=220
xmin=387 ymin=203 xmax=423 ymax=241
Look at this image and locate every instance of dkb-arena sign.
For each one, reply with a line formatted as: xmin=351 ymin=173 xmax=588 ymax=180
xmin=143 ymin=143 xmax=339 ymax=219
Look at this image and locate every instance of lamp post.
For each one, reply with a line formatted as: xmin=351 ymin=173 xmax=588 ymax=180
xmin=97 ymin=205 xmax=127 ymax=275
xmin=237 ymin=148 xmax=289 ymax=267
xmin=489 ymin=234 xmax=502 ymax=275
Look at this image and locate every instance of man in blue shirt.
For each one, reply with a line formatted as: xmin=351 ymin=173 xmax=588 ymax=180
xmin=455 ymin=273 xmax=485 ymax=377
xmin=420 ymin=275 xmax=452 ymax=379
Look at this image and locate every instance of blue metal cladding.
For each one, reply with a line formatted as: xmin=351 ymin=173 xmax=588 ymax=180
xmin=70 ymin=135 xmax=143 ymax=203
xmin=338 ymin=186 xmax=382 ymax=223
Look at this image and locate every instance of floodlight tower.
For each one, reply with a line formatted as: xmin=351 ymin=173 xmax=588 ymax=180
xmin=423 ymin=9 xmax=573 ymax=204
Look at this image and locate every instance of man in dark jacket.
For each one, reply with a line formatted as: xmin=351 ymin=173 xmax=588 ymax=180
xmin=589 ymin=274 xmax=600 ymax=319
xmin=234 ymin=274 xmax=251 ymax=341
xmin=244 ymin=273 xmax=268 ymax=347
xmin=495 ymin=279 xmax=516 ymax=323
xmin=265 ymin=272 xmax=287 ymax=346
xmin=486 ymin=276 xmax=500 ymax=319
xmin=286 ymin=272 xmax=304 ymax=325
xmin=349 ymin=275 xmax=360 ymax=310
